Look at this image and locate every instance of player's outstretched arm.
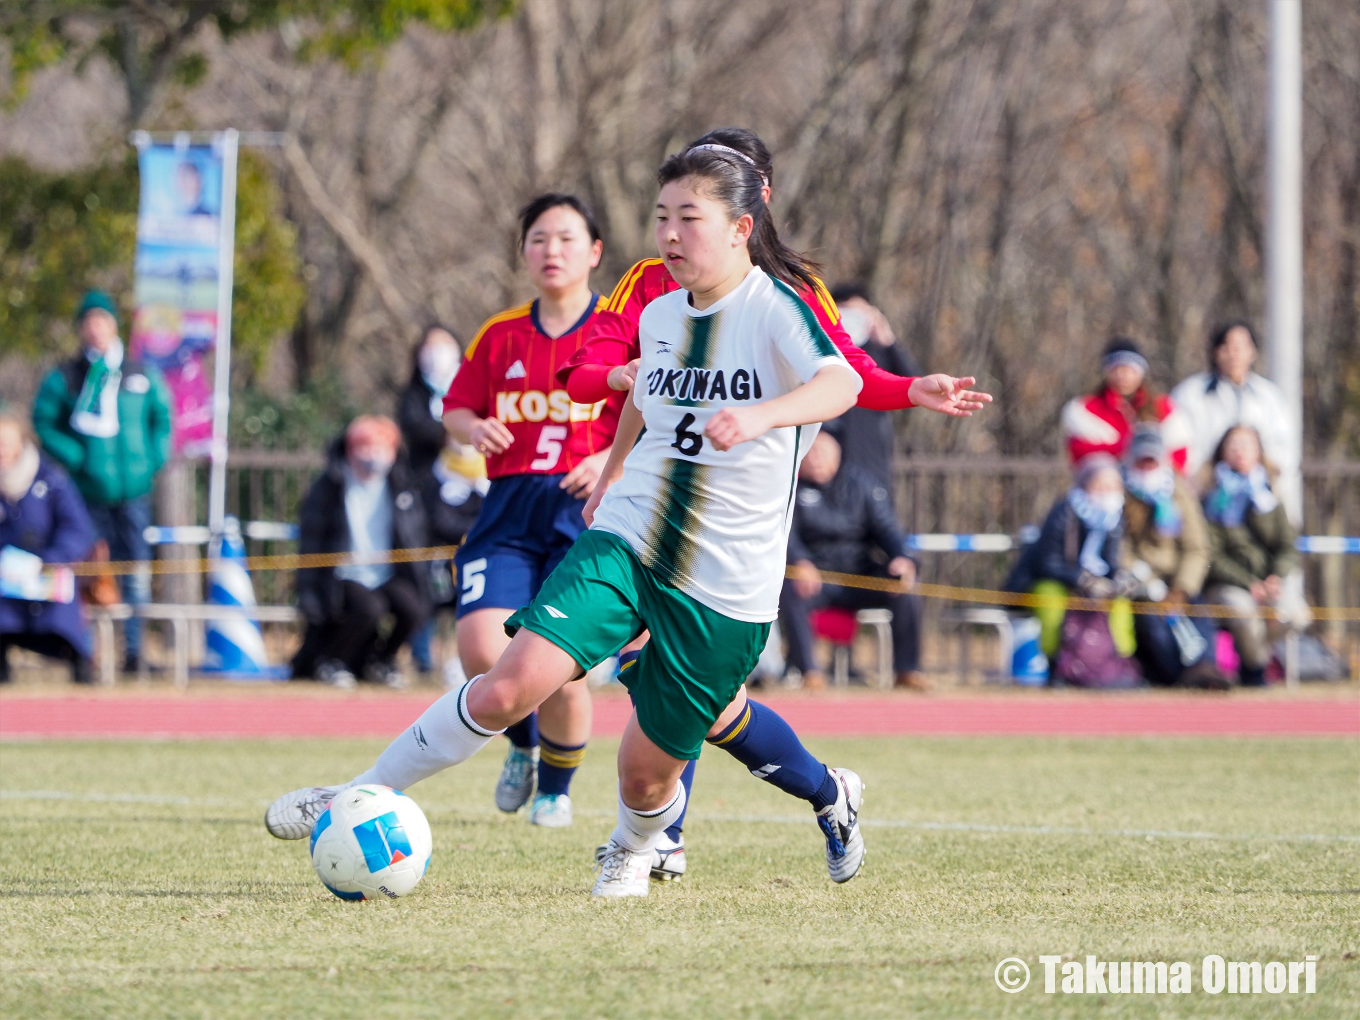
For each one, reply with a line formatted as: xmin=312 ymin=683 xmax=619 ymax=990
xmin=705 ymin=365 xmax=860 ymax=452
xmin=582 ymin=396 xmax=644 ymax=526
xmin=905 ymin=374 xmax=993 ymax=417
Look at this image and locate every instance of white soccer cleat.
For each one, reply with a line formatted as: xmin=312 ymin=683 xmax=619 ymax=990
xmin=495 ymin=745 xmax=538 ymax=813
xmin=595 ymin=831 xmax=686 ymax=880
xmin=591 ymin=839 xmax=652 ymax=898
xmin=264 ymin=785 xmax=345 ymax=840
xmin=816 ymin=767 xmax=865 ymax=883
xmin=529 ymin=792 xmax=573 ymax=827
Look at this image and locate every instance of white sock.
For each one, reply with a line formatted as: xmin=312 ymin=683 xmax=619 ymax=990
xmin=609 ymin=782 xmax=687 ymax=854
xmin=351 ymin=679 xmax=502 ymax=790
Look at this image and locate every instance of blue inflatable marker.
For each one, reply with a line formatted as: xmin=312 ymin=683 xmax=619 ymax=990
xmin=202 ymin=516 xmax=288 ymax=680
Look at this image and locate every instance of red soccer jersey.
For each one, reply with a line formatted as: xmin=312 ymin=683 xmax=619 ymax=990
xmin=557 ymin=258 xmax=916 ymax=410
xmin=443 ymin=297 xmax=624 ymax=480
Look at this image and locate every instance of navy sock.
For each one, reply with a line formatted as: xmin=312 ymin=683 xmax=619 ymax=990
xmin=665 ymin=758 xmax=697 ymax=841
xmin=537 ymin=735 xmax=586 ymax=796
xmin=617 ymin=648 xmax=641 ymax=679
xmin=709 ymin=700 xmax=837 ymax=811
xmin=504 ymin=713 xmax=538 ymax=750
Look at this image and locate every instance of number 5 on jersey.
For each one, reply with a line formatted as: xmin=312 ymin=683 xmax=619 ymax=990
xmin=531 ymin=425 xmax=567 ymax=470
xmin=461 ymin=557 xmax=487 ymax=604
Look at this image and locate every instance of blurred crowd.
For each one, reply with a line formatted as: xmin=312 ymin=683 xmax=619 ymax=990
xmin=0 ymin=287 xmax=1324 ymax=690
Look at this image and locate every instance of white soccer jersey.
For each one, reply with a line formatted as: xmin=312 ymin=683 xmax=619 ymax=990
xmin=590 ymin=266 xmax=860 ymax=622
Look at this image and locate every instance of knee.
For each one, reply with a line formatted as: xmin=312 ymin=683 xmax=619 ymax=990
xmin=465 ymin=674 xmax=531 ymax=730
xmin=619 ymin=772 xmax=672 ymax=811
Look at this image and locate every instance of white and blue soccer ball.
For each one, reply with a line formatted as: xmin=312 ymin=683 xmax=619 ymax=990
xmin=309 ymin=784 xmax=432 ymax=901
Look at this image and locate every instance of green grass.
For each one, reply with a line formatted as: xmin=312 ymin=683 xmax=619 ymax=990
xmin=1 ymin=736 xmax=1357 ymax=1019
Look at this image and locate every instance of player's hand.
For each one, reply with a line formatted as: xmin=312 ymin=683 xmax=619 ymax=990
xmin=469 ymin=417 xmax=514 ymax=455
xmin=704 ymin=406 xmax=769 ymax=451
xmin=560 ymin=449 xmax=610 ymax=498
xmin=792 ymin=560 xmax=822 ymax=599
xmin=582 ymin=468 xmax=619 ymax=527
xmin=888 ymin=556 xmax=916 ymax=589
xmin=608 ymin=359 xmax=641 ymax=391
xmin=907 ymin=374 xmax=993 ymax=417
xmin=1263 ymin=575 xmax=1283 ymax=601
xmin=1249 ymin=580 xmax=1268 ymax=604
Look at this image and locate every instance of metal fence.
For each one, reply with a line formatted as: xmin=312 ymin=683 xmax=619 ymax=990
xmin=167 ymin=450 xmax=1360 ymax=620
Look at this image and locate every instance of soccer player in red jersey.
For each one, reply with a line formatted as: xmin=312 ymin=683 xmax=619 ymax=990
xmin=441 ymin=193 xmax=625 ymax=829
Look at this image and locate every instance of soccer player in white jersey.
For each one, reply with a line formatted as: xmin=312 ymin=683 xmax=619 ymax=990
xmin=266 ymin=145 xmax=974 ymax=897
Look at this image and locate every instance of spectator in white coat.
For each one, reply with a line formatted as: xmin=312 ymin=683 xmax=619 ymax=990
xmin=1171 ymin=320 xmax=1298 ymax=519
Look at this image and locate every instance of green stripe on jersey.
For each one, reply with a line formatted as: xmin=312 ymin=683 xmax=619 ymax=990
xmin=643 ymin=457 xmax=709 ymax=590
xmin=681 ymin=312 xmax=719 ymax=369
xmin=771 ymin=277 xmax=838 ymax=360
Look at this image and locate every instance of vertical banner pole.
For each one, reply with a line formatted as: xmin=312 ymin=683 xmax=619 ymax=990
xmin=208 ymin=128 xmax=240 ymax=536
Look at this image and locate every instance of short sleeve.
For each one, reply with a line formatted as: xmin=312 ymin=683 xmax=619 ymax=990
xmin=443 ymin=326 xmax=491 ymax=417
xmin=767 ymin=278 xmax=860 ymax=389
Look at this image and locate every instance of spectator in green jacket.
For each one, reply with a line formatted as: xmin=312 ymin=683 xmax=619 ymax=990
xmin=1201 ymin=425 xmax=1311 ymax=686
xmin=31 ymin=290 xmax=172 ymax=672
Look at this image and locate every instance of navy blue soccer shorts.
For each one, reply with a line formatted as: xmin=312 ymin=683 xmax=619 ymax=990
xmin=453 ymin=473 xmax=587 ymax=619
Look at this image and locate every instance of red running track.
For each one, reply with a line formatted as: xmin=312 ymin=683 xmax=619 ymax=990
xmin=1 ymin=694 xmax=1356 ymax=739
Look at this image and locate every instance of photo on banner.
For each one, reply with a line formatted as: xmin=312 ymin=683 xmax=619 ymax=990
xmin=130 ymin=141 xmax=227 ymax=456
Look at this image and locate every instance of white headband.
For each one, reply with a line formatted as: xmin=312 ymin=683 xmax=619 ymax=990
xmin=687 ymin=143 xmax=770 ymax=187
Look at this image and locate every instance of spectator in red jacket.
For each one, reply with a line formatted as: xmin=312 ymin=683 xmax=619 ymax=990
xmin=1061 ymin=336 xmax=1190 ymax=472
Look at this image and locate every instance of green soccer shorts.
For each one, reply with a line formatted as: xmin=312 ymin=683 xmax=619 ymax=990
xmin=504 ymin=529 xmax=771 ymax=760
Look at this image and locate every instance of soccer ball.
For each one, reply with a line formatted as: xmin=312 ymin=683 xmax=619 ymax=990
xmin=309 ymin=784 xmax=432 ymax=901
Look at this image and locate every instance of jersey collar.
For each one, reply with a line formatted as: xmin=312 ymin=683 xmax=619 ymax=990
xmin=530 ymin=294 xmax=600 ymax=339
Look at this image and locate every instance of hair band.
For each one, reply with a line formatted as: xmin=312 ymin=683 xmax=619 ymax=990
xmin=686 ymin=143 xmax=769 ymax=187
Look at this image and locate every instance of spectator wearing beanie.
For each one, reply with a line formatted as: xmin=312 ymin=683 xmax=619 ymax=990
xmin=31 ymin=290 xmax=172 ymax=673
xmin=1120 ymin=424 xmax=1226 ymax=688
xmin=1061 ymin=336 xmax=1190 ymax=472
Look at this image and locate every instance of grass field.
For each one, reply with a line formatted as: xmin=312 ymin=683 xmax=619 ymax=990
xmin=2 ymin=735 xmax=1357 ymax=1018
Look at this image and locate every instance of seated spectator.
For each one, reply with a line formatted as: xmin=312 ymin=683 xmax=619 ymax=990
xmin=827 ymin=284 xmax=923 ymax=490
xmin=1200 ymin=425 xmax=1311 ymax=686
xmin=778 ymin=430 xmax=926 ymax=691
xmin=291 ymin=415 xmax=433 ymax=689
xmin=1121 ymin=425 xmax=1226 ymax=689
xmin=1006 ymin=454 xmax=1138 ymax=666
xmin=1171 ymin=319 xmax=1298 ymax=516
xmin=1062 ymin=336 xmax=1190 ymax=472
xmin=0 ymin=411 xmax=97 ymax=684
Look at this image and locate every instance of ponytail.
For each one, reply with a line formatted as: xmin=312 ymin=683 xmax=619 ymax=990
xmin=656 ymin=147 xmax=820 ymax=293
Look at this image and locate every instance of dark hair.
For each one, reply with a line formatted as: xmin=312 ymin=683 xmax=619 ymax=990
xmin=687 ymin=127 xmax=774 ymax=188
xmin=1212 ymin=424 xmax=1275 ymax=475
xmin=1209 ymin=317 xmax=1257 ymax=365
xmin=830 ymin=283 xmax=871 ymax=305
xmin=410 ymin=321 xmax=460 ymax=372
xmin=1094 ymin=335 xmax=1162 ymax=420
xmin=517 ymin=193 xmax=601 ymax=251
xmin=656 ymin=148 xmax=820 ymax=293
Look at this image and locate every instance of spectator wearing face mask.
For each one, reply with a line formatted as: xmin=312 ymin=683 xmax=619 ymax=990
xmin=32 ymin=290 xmax=172 ymax=673
xmin=1200 ymin=425 xmax=1311 ymax=686
xmin=291 ymin=415 xmax=433 ymax=688
xmin=1171 ymin=320 xmax=1298 ymax=519
xmin=825 ymin=285 xmax=923 ymax=491
xmin=1061 ymin=336 xmax=1190 ymax=472
xmin=1120 ymin=424 xmax=1226 ymax=688
xmin=397 ymin=325 xmax=486 ymax=674
xmin=1006 ymin=454 xmax=1139 ymax=662
xmin=399 ymin=325 xmax=463 ymax=478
